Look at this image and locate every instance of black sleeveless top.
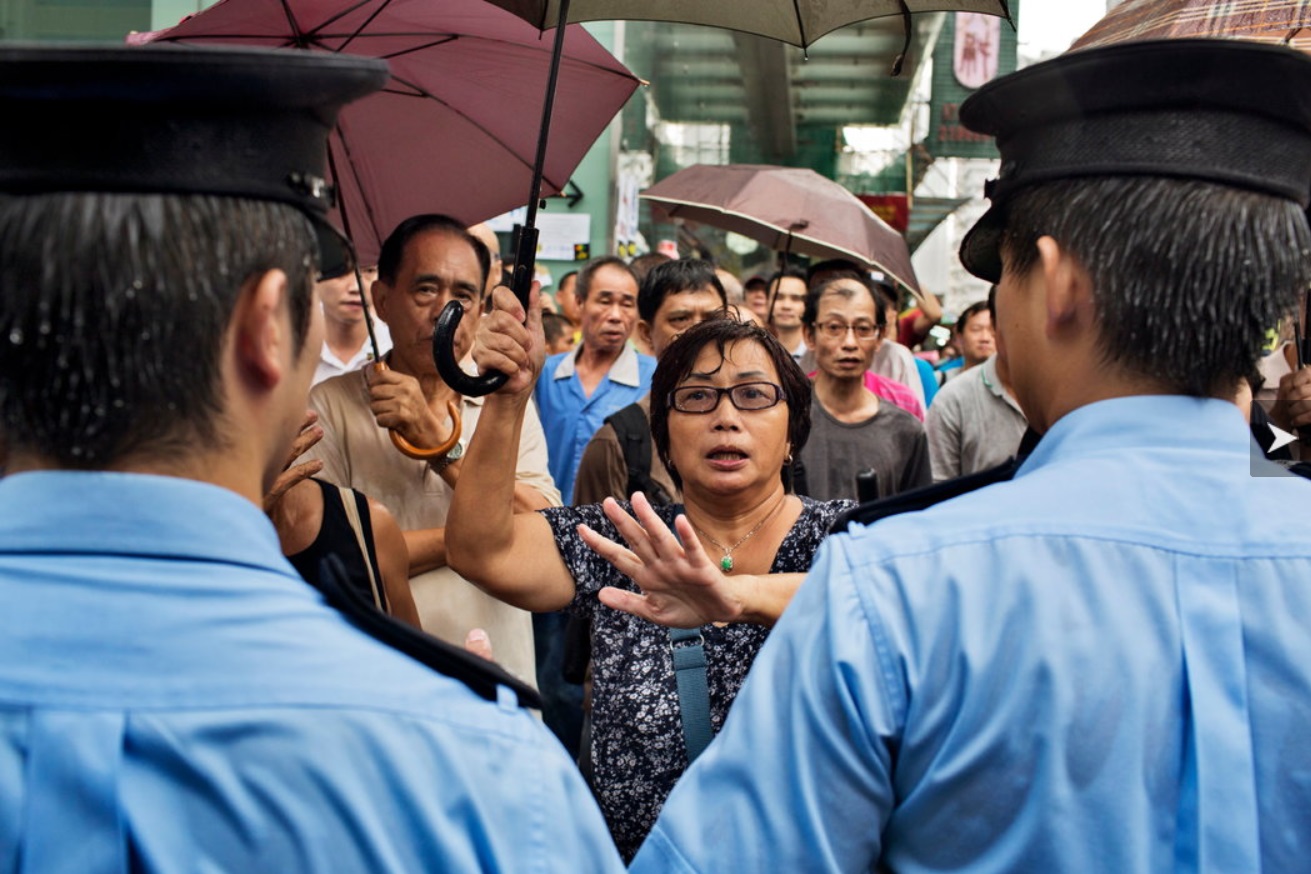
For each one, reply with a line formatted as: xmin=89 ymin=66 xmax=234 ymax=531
xmin=287 ymin=478 xmax=388 ymax=612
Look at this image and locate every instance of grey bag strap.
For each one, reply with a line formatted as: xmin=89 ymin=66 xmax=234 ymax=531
xmin=669 ymin=626 xmax=713 ymax=762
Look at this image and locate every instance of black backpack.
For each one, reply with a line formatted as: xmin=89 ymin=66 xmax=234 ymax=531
xmin=605 ymin=402 xmax=674 ymax=505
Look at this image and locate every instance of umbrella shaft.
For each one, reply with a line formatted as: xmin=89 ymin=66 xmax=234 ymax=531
xmin=517 ymin=0 xmax=571 ymax=311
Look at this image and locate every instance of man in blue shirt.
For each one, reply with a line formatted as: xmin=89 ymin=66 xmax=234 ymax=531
xmin=536 ymin=255 xmax=656 ymax=505
xmin=0 ymin=46 xmax=622 ymax=872
xmin=633 ymin=39 xmax=1311 ymax=873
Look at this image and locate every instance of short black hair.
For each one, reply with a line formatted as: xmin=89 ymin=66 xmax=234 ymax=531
xmin=630 ymin=252 xmax=673 ymax=286
xmin=576 ymin=256 xmax=636 ymax=302
xmin=650 ymin=318 xmax=811 ymax=492
xmin=955 ymin=300 xmax=990 ymax=335
xmin=802 ymin=275 xmax=887 ymax=328
xmin=766 ymin=267 xmax=809 ymax=326
xmin=1001 ymin=176 xmax=1311 ymax=396
xmin=805 ymin=258 xmax=865 ymax=289
xmin=377 ymin=213 xmax=490 ymax=292
xmin=0 ymin=192 xmax=316 ymax=467
xmin=637 ymin=259 xmax=727 ymax=323
xmin=542 ymin=311 xmax=570 ymax=347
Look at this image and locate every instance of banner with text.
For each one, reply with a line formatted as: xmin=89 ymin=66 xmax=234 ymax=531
xmin=927 ymin=7 xmax=1019 ymax=160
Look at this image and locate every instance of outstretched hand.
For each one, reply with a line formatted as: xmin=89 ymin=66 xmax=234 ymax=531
xmin=264 ymin=410 xmax=323 ymax=515
xmin=583 ymin=492 xmax=745 ymax=629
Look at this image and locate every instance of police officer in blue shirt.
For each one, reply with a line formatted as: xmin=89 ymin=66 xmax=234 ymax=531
xmin=0 ymin=45 xmax=622 ymax=872
xmin=631 ymin=39 xmax=1311 ymax=874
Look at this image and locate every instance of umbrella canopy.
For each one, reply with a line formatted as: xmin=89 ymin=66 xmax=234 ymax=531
xmin=1072 ymin=0 xmax=1311 ymax=50
xmin=485 ymin=0 xmax=1013 ymax=50
xmin=134 ymin=0 xmax=641 ymax=266
xmin=642 ymin=164 xmax=919 ymax=293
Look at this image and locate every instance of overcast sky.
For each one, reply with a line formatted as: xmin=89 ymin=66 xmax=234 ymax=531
xmin=1017 ymin=0 xmax=1112 ymax=55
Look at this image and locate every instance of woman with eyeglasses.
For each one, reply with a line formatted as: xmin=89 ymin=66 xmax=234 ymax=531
xmin=448 ymin=295 xmax=854 ymax=860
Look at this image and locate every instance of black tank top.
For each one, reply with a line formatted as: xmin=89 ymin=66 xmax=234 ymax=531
xmin=288 ymin=478 xmax=389 ymax=612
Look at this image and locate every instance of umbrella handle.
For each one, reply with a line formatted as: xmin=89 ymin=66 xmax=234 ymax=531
xmin=432 ymin=301 xmax=508 ymax=397
xmin=432 ymin=226 xmax=538 ymax=397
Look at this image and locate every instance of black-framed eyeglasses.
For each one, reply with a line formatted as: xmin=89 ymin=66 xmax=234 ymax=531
xmin=669 ymin=381 xmax=785 ymax=414
xmin=815 ymin=320 xmax=880 ymax=340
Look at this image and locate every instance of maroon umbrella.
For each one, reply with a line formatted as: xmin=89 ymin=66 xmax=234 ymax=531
xmin=134 ymin=0 xmax=641 ymax=268
xmin=642 ymin=164 xmax=919 ymax=293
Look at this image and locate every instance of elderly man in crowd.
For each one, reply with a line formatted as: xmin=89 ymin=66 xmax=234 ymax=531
xmin=304 ymin=214 xmax=560 ymax=686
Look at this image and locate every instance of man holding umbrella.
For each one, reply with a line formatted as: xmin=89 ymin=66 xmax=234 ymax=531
xmin=632 ymin=38 xmax=1311 ymax=873
xmin=0 ymin=45 xmax=620 ymax=871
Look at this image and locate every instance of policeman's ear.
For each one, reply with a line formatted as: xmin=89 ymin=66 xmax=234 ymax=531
xmin=1037 ymin=236 xmax=1092 ymax=339
xmin=233 ymin=268 xmax=290 ymax=390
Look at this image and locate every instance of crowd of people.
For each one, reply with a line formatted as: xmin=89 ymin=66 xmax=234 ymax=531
xmin=5 ymin=34 xmax=1311 ymax=873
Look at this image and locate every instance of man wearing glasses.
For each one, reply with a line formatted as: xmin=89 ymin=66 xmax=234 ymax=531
xmin=797 ymin=275 xmax=930 ymax=500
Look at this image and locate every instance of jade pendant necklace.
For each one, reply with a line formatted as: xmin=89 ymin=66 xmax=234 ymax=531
xmin=690 ymin=493 xmax=788 ymax=572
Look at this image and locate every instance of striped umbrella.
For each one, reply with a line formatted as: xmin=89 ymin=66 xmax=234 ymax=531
xmin=1072 ymin=0 xmax=1311 ymax=51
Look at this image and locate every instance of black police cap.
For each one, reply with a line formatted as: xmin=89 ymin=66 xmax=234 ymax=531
xmin=0 ymin=43 xmax=388 ymax=276
xmin=958 ymin=39 xmax=1311 ymax=283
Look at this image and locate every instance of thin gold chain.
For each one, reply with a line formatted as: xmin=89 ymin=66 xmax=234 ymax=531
xmin=689 ymin=492 xmax=788 ymax=573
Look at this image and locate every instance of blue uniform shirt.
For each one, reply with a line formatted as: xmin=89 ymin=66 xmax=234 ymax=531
xmin=634 ymin=396 xmax=1311 ymax=873
xmin=0 ymin=471 xmax=623 ymax=873
xmin=535 ymin=344 xmax=656 ymax=504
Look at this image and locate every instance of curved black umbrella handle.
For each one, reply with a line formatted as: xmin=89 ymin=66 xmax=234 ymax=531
xmin=432 ymin=301 xmax=507 ymax=396
xmin=432 ymin=225 xmax=539 ymax=397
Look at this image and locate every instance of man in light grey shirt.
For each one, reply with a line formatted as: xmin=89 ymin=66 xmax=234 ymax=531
xmin=926 ymin=352 xmax=1026 ymax=481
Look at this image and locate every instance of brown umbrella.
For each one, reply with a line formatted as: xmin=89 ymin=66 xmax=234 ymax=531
xmin=1072 ymin=0 xmax=1311 ymax=51
xmin=641 ymin=163 xmax=919 ymax=293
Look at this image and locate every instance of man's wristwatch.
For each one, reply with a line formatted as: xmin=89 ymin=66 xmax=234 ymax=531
xmin=430 ymin=439 xmax=464 ymax=474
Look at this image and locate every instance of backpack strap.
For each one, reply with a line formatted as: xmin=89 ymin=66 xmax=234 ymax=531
xmin=605 ymin=402 xmax=671 ymax=503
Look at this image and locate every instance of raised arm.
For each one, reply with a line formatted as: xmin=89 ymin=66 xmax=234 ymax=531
xmin=446 ymin=284 xmax=575 ymax=613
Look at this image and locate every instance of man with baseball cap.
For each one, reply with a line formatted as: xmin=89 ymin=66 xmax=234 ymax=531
xmin=0 ymin=45 xmax=620 ymax=871
xmin=631 ymin=39 xmax=1311 ymax=872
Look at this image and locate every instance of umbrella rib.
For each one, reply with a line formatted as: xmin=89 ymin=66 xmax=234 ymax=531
xmin=278 ymin=0 xmax=307 ymax=46
xmin=331 ymin=121 xmax=389 ymax=271
xmin=333 ymin=0 xmax=396 ymax=54
xmin=311 ymin=0 xmax=383 ymax=40
xmin=376 ymin=36 xmax=460 ymax=62
xmin=791 ymin=0 xmax=807 ymax=48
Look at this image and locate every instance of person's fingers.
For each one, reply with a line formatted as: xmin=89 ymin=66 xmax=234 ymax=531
xmin=596 ymin=585 xmax=656 ymax=621
xmin=490 ymin=284 xmax=527 ymax=323
xmin=672 ymin=514 xmax=713 ymax=568
xmin=578 ymin=523 xmax=645 ymax=578
xmin=628 ymin=492 xmax=683 ymax=557
xmin=285 ymin=423 xmax=323 ymax=464
xmin=599 ymin=496 xmax=663 ymax=566
xmin=263 ymin=459 xmax=322 ymax=512
xmin=464 ymin=628 xmax=494 ymax=661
